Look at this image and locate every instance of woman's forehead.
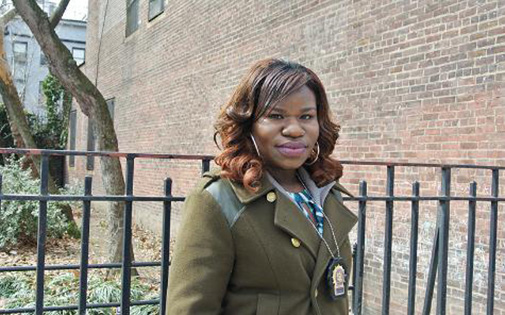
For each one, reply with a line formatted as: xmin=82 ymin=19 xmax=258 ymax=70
xmin=270 ymin=86 xmax=317 ymax=110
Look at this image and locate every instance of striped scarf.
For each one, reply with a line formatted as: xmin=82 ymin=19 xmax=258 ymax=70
xmin=289 ymin=189 xmax=324 ymax=235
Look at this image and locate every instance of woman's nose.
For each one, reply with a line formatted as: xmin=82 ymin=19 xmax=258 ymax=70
xmin=281 ymin=120 xmax=305 ymax=138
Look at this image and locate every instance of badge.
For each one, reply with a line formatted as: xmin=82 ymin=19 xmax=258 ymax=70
xmin=326 ymin=258 xmax=347 ymax=300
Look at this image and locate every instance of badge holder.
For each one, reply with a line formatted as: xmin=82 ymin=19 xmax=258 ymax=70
xmin=326 ymin=257 xmax=347 ymax=300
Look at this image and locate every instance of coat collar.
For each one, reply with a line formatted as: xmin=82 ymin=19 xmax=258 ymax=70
xmin=205 ymin=167 xmax=354 ymax=203
xmin=204 ymin=168 xmax=357 ymax=263
xmin=203 ymin=168 xmax=274 ymax=204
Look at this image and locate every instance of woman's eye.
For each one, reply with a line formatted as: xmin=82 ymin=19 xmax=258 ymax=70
xmin=301 ymin=114 xmax=314 ymax=120
xmin=267 ymin=114 xmax=283 ymax=120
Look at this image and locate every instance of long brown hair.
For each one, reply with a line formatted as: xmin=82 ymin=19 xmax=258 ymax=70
xmin=214 ymin=58 xmax=342 ymax=191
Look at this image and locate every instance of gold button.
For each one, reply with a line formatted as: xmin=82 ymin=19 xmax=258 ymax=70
xmin=291 ymin=238 xmax=301 ymax=248
xmin=315 ymin=289 xmax=318 ymax=297
xmin=266 ymin=191 xmax=277 ymax=202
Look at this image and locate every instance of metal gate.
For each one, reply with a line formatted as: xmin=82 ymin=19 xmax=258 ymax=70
xmin=0 ymin=149 xmax=502 ymax=314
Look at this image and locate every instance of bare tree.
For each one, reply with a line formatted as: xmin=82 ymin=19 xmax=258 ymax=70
xmin=12 ymin=0 xmax=134 ymax=267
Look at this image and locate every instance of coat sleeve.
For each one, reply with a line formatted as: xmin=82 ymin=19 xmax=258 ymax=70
xmin=166 ymin=189 xmax=235 ymax=315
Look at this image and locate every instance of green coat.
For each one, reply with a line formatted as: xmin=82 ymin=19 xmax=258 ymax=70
xmin=166 ymin=169 xmax=358 ymax=315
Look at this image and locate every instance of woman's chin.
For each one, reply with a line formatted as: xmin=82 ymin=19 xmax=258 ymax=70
xmin=271 ymin=158 xmax=308 ymax=171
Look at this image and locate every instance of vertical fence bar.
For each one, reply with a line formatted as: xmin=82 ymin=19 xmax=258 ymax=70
xmin=120 ymin=155 xmax=135 ymax=315
xmin=78 ymin=176 xmax=92 ymax=315
xmin=35 ymin=154 xmax=50 ymax=315
xmin=464 ymin=181 xmax=477 ymax=315
xmin=487 ymin=169 xmax=499 ymax=315
xmin=382 ymin=166 xmax=395 ymax=315
xmin=202 ymin=159 xmax=210 ymax=175
xmin=353 ymin=181 xmax=367 ymax=315
xmin=0 ymin=175 xmax=3 ymax=217
xmin=351 ymin=243 xmax=357 ymax=303
xmin=436 ymin=167 xmax=451 ymax=315
xmin=422 ymin=227 xmax=438 ymax=315
xmin=160 ymin=178 xmax=172 ymax=314
xmin=407 ymin=182 xmax=420 ymax=315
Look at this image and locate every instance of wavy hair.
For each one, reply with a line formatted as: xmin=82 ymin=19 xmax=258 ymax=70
xmin=214 ymin=58 xmax=342 ymax=191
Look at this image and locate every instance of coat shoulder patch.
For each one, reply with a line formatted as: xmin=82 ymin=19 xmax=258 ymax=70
xmin=205 ymin=179 xmax=244 ymax=228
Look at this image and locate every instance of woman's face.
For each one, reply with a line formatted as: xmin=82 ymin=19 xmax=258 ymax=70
xmin=252 ymin=85 xmax=319 ymax=172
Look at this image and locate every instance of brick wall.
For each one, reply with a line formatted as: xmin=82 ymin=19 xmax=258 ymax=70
xmin=68 ymin=0 xmax=504 ymax=313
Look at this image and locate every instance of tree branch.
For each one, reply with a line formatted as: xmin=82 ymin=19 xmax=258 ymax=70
xmin=0 ymin=7 xmax=16 ymax=26
xmin=49 ymin=0 xmax=69 ymax=29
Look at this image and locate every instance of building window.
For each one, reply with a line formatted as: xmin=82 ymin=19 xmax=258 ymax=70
xmin=106 ymin=98 xmax=115 ymax=121
xmin=86 ymin=118 xmax=95 ymax=170
xmin=148 ymin=0 xmax=164 ymax=21
xmin=72 ymin=47 xmax=85 ymax=66
xmin=40 ymin=51 xmax=47 ymax=65
xmin=87 ymin=99 xmax=114 ymax=170
xmin=38 ymin=81 xmax=45 ymax=104
xmin=69 ymin=110 xmax=77 ymax=167
xmin=14 ymin=66 xmax=26 ymax=85
xmin=15 ymin=77 xmax=25 ymax=85
xmin=13 ymin=41 xmax=28 ymax=63
xmin=126 ymin=0 xmax=140 ymax=37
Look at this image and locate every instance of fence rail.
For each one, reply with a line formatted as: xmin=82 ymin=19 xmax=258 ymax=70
xmin=0 ymin=148 xmax=502 ymax=315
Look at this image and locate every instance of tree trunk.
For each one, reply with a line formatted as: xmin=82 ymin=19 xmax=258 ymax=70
xmin=0 ymin=12 xmax=62 ymax=194
xmin=12 ymin=0 xmax=136 ymax=269
xmin=0 ymin=6 xmax=73 ymax=220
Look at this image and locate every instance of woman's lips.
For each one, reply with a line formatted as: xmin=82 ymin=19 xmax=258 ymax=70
xmin=276 ymin=143 xmax=307 ymax=157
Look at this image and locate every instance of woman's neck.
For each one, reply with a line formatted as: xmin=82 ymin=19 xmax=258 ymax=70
xmin=267 ymin=167 xmax=304 ymax=192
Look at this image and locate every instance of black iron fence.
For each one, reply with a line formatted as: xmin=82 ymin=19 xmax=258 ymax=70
xmin=0 ymin=148 xmax=502 ymax=315
xmin=346 ymin=161 xmax=503 ymax=315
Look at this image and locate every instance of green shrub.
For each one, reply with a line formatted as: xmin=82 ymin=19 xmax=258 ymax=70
xmin=0 ymin=157 xmax=76 ymax=250
xmin=0 ymin=272 xmax=159 ymax=314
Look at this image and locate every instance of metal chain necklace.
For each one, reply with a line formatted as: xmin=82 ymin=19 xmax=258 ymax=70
xmin=295 ymin=171 xmax=348 ymax=300
xmin=295 ymin=172 xmax=341 ymax=259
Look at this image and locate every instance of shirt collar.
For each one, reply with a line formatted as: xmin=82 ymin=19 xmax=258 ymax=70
xmin=204 ymin=167 xmax=353 ymax=204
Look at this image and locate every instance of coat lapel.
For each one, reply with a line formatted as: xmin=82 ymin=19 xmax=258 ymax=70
xmin=311 ymin=189 xmax=358 ymax=292
xmin=273 ymin=192 xmax=320 ymax=258
xmin=224 ymin=169 xmax=321 ymax=258
xmin=212 ymin=168 xmax=356 ymax=267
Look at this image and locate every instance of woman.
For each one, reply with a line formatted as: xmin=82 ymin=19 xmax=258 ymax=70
xmin=166 ymin=58 xmax=357 ymax=315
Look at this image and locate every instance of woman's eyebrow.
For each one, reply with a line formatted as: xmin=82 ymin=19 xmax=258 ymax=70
xmin=270 ymin=106 xmax=317 ymax=113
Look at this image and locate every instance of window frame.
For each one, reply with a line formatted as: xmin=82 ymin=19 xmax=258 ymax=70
xmin=148 ymin=0 xmax=165 ymax=21
xmin=86 ymin=118 xmax=95 ymax=171
xmin=72 ymin=47 xmax=85 ymax=66
xmin=13 ymin=41 xmax=28 ymax=63
xmin=40 ymin=51 xmax=47 ymax=65
xmin=87 ymin=98 xmax=115 ymax=170
xmin=69 ymin=110 xmax=77 ymax=167
xmin=38 ymin=81 xmax=45 ymax=104
xmin=126 ymin=0 xmax=140 ymax=37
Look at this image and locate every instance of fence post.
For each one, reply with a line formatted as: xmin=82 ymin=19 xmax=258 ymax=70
xmin=160 ymin=177 xmax=173 ymax=314
xmin=407 ymin=182 xmax=420 ymax=315
xmin=436 ymin=167 xmax=451 ymax=315
xmin=353 ymin=180 xmax=367 ymax=315
xmin=78 ymin=176 xmax=93 ymax=315
xmin=487 ymin=169 xmax=499 ymax=314
xmin=464 ymin=181 xmax=477 ymax=315
xmin=382 ymin=166 xmax=395 ymax=314
xmin=35 ymin=154 xmax=50 ymax=315
xmin=120 ymin=155 xmax=135 ymax=315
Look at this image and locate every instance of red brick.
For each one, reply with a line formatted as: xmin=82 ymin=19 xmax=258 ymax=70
xmin=68 ymin=2 xmax=505 ymax=314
